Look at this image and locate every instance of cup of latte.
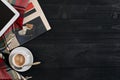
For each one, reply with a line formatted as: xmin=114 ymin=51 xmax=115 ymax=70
xmin=9 ymin=47 xmax=33 ymax=72
xmin=12 ymin=53 xmax=26 ymax=68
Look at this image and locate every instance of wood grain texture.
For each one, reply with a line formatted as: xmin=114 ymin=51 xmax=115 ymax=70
xmin=22 ymin=0 xmax=120 ymax=80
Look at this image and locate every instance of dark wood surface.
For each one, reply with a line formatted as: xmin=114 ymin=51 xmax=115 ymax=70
xmin=22 ymin=0 xmax=120 ymax=80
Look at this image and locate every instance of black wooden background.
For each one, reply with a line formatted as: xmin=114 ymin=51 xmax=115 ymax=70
xmin=22 ymin=0 xmax=120 ymax=80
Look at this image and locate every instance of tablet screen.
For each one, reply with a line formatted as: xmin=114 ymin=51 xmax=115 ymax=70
xmin=0 ymin=1 xmax=15 ymax=31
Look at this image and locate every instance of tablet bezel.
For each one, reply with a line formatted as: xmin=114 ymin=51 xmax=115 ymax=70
xmin=0 ymin=0 xmax=19 ymax=37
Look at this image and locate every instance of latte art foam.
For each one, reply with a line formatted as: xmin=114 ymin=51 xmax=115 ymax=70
xmin=14 ymin=54 xmax=25 ymax=66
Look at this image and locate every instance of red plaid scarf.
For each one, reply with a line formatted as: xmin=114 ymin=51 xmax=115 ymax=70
xmin=0 ymin=56 xmax=27 ymax=80
xmin=11 ymin=0 xmax=29 ymax=30
xmin=0 ymin=58 xmax=12 ymax=79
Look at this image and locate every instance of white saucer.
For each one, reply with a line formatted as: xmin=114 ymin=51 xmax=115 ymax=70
xmin=9 ymin=47 xmax=33 ymax=72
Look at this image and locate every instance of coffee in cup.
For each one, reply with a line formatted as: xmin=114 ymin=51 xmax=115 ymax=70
xmin=12 ymin=53 xmax=26 ymax=67
xmin=14 ymin=54 xmax=25 ymax=66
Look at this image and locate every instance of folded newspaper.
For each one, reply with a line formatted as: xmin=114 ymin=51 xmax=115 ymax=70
xmin=0 ymin=0 xmax=51 ymax=53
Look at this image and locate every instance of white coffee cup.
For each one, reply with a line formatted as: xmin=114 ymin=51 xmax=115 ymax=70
xmin=9 ymin=47 xmax=33 ymax=72
xmin=12 ymin=53 xmax=27 ymax=68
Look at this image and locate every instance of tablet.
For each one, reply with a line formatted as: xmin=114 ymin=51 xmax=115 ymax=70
xmin=0 ymin=0 xmax=19 ymax=37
